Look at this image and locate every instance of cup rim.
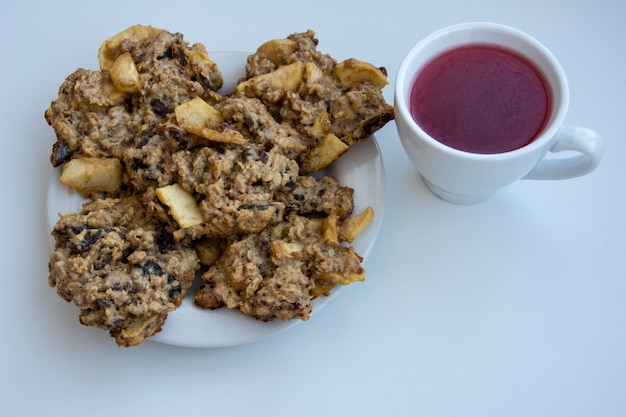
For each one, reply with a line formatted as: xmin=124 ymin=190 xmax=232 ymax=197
xmin=395 ymin=21 xmax=570 ymax=160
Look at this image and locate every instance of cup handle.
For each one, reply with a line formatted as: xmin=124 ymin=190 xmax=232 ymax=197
xmin=523 ymin=125 xmax=605 ymax=180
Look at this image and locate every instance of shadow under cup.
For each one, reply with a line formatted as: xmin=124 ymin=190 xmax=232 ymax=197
xmin=395 ymin=22 xmax=570 ymax=204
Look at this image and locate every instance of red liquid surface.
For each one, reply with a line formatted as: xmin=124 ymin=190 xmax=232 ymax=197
xmin=410 ymin=45 xmax=550 ymax=154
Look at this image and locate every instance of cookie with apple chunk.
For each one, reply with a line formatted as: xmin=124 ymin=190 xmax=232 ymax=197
xmin=48 ymin=196 xmax=199 ymax=346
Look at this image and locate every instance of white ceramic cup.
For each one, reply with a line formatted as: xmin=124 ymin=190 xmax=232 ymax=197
xmin=395 ymin=22 xmax=605 ymax=204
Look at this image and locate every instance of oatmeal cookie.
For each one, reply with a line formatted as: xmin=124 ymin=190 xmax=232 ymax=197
xmin=194 ymin=212 xmax=365 ymax=321
xmin=142 ymin=146 xmax=355 ymax=241
xmin=240 ymin=30 xmax=394 ymax=148
xmin=48 ymin=196 xmax=199 ymax=346
xmin=46 ymin=27 xmax=223 ymax=168
xmin=143 ymin=141 xmax=301 ymax=241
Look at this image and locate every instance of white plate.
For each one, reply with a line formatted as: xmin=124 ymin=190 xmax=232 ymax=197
xmin=46 ymin=51 xmax=386 ymax=348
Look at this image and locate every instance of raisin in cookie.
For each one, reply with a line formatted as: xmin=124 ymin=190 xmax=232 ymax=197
xmin=274 ymin=175 xmax=355 ymax=220
xmin=48 ymin=196 xmax=199 ymax=346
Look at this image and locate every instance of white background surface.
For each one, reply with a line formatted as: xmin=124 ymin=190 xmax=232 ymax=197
xmin=1 ymin=1 xmax=624 ymax=416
